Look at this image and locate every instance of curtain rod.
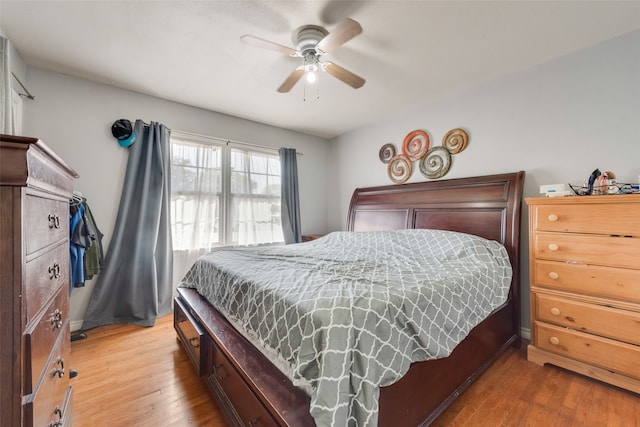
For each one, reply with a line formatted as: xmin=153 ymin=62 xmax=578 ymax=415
xmin=11 ymin=72 xmax=35 ymax=100
xmin=132 ymin=120 xmax=303 ymax=156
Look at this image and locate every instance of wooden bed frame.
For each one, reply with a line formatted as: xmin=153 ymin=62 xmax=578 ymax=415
xmin=174 ymin=171 xmax=525 ymax=426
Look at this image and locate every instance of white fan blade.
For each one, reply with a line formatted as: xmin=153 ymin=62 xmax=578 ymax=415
xmin=322 ymin=62 xmax=365 ymax=89
xmin=316 ymin=18 xmax=362 ymax=54
xmin=241 ymin=35 xmax=298 ymax=56
xmin=277 ymin=69 xmax=305 ymax=93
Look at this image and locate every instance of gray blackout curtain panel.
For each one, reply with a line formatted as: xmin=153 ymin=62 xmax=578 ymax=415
xmin=279 ymin=147 xmax=302 ymax=244
xmin=82 ymin=120 xmax=173 ymax=329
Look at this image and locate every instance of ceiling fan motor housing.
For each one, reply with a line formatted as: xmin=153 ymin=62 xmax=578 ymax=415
xmin=293 ymin=25 xmax=328 ymax=55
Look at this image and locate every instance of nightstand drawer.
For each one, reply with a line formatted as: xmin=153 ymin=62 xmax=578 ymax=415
xmin=533 ymin=232 xmax=640 ymax=269
xmin=534 ymin=322 xmax=640 ymax=380
xmin=535 ymin=293 xmax=640 ymax=345
xmin=533 ymin=260 xmax=640 ymax=302
xmin=533 ymin=203 xmax=640 ymax=236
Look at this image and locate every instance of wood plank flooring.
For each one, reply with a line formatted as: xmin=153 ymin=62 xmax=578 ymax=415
xmin=70 ymin=315 xmax=640 ymax=426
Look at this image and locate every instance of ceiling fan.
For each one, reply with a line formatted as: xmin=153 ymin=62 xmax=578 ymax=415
xmin=240 ymin=18 xmax=366 ymax=93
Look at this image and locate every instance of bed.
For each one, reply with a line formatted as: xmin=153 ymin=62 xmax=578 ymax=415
xmin=174 ymin=171 xmax=525 ymax=426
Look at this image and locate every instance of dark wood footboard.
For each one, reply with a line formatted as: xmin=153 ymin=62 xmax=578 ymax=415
xmin=175 ymin=286 xmax=314 ymax=427
xmin=175 ymin=287 xmax=517 ymax=427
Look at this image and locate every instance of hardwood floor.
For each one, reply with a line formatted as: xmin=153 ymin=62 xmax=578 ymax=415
xmin=70 ymin=314 xmax=223 ymax=427
xmin=70 ymin=315 xmax=640 ymax=426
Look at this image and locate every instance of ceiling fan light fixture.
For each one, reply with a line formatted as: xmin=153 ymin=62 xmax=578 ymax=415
xmin=304 ymin=55 xmax=319 ymax=84
xmin=306 ymin=69 xmax=317 ymax=84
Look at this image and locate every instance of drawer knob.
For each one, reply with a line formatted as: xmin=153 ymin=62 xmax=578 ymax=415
xmin=547 ymin=214 xmax=558 ymax=222
xmin=48 ymin=214 xmax=61 ymax=229
xmin=215 ymin=363 xmax=230 ymax=381
xmin=52 ymin=357 xmax=65 ymax=378
xmin=550 ymin=307 xmax=561 ymax=316
xmin=48 ymin=263 xmax=61 ymax=279
xmin=548 ymin=272 xmax=559 ymax=280
xmin=50 ymin=309 xmax=63 ymax=329
xmin=549 ymin=336 xmax=560 ymax=346
xmin=49 ymin=406 xmax=63 ymax=427
xmin=188 ymin=337 xmax=200 ymax=349
xmin=547 ymin=243 xmax=559 ymax=251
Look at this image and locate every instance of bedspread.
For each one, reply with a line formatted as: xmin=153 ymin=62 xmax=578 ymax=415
xmin=179 ymin=229 xmax=512 ymax=426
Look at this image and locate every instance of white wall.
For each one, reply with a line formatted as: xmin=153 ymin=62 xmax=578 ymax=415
xmin=328 ymin=29 xmax=640 ymax=331
xmin=1 ymin=25 xmax=27 ymax=134
xmin=23 ymin=68 xmax=330 ymax=329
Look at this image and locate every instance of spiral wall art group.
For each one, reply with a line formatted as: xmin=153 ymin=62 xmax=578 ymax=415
xmin=379 ymin=128 xmax=469 ymax=184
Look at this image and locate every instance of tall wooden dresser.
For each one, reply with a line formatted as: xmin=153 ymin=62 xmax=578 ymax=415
xmin=1 ymin=135 xmax=78 ymax=426
xmin=527 ymin=195 xmax=640 ymax=393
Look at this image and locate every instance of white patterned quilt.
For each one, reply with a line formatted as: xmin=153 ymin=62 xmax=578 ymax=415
xmin=179 ymin=229 xmax=512 ymax=426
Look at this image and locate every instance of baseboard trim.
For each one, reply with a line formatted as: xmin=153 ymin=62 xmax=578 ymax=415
xmin=71 ymin=320 xmax=84 ymax=332
xmin=521 ymin=327 xmax=531 ymax=341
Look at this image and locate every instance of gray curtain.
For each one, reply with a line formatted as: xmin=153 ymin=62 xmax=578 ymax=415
xmin=82 ymin=120 xmax=173 ymax=329
xmin=279 ymin=147 xmax=302 ymax=244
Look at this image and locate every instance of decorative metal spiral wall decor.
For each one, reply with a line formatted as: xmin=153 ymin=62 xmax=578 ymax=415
xmin=401 ymin=130 xmax=430 ymax=161
xmin=418 ymin=146 xmax=451 ymax=179
xmin=387 ymin=154 xmax=413 ymax=184
xmin=378 ymin=143 xmax=396 ymax=164
xmin=442 ymin=128 xmax=468 ymax=154
xmin=379 ymin=127 xmax=468 ymax=184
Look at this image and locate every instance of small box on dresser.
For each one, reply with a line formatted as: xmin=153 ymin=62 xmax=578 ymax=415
xmin=526 ymin=194 xmax=640 ymax=393
xmin=0 ymin=135 xmax=78 ymax=426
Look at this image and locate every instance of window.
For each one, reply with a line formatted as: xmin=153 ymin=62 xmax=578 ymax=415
xmin=170 ymin=134 xmax=283 ymax=250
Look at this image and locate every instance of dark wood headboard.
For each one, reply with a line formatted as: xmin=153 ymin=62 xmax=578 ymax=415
xmin=347 ymin=171 xmax=525 ymax=329
xmin=347 ymin=172 xmax=525 ymax=265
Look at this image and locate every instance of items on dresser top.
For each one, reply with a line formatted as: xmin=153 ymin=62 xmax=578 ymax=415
xmin=0 ymin=134 xmax=78 ymax=426
xmin=526 ymin=195 xmax=640 ymax=394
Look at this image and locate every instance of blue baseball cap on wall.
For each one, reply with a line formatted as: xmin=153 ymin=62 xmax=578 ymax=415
xmin=111 ymin=119 xmax=136 ymax=147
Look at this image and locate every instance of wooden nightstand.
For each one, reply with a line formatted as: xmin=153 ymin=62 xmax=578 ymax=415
xmin=301 ymin=234 xmax=324 ymax=242
xmin=526 ymin=195 xmax=640 ymax=393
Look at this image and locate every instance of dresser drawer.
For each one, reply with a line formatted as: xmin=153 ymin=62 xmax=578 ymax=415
xmin=23 ymin=331 xmax=71 ymax=427
xmin=24 ymin=286 xmax=68 ymax=394
xmin=61 ymin=386 xmax=73 ymax=427
xmin=24 ymin=194 xmax=69 ymax=255
xmin=210 ymin=343 xmax=278 ymax=427
xmin=24 ymin=242 xmax=69 ymax=326
xmin=533 ymin=232 xmax=640 ymax=269
xmin=533 ymin=203 xmax=640 ymax=236
xmin=535 ymin=293 xmax=640 ymax=345
xmin=533 ymin=260 xmax=640 ymax=303
xmin=174 ymin=296 xmax=212 ymax=376
xmin=534 ymin=322 xmax=640 ymax=380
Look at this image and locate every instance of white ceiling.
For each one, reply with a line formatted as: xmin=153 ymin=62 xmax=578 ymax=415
xmin=2 ymin=1 xmax=640 ymax=139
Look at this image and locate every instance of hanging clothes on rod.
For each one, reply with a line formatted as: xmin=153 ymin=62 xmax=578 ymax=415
xmin=82 ymin=198 xmax=104 ymax=280
xmin=69 ymin=193 xmax=104 ymax=290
